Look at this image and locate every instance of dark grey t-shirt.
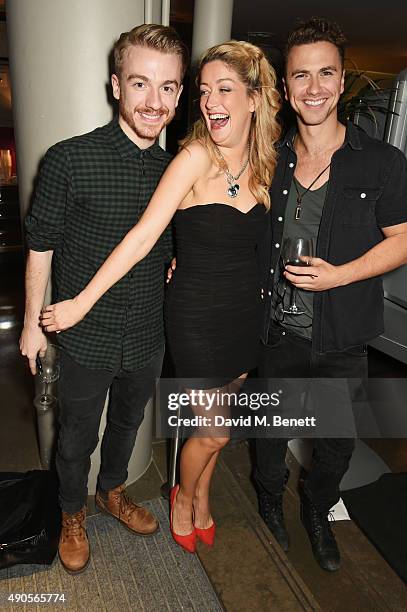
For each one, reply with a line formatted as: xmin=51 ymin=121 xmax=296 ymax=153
xmin=272 ymin=178 xmax=328 ymax=339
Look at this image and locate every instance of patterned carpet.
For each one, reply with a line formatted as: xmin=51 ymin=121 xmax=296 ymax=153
xmin=0 ymin=498 xmax=223 ymax=611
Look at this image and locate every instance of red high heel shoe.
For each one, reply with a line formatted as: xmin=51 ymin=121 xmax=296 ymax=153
xmin=170 ymin=485 xmax=196 ymax=553
xmin=194 ymin=521 xmax=216 ymax=547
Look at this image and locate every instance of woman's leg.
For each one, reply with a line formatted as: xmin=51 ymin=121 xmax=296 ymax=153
xmin=193 ymin=450 xmax=219 ymax=529
xmin=172 ymin=436 xmax=228 ymax=535
xmin=171 ymin=375 xmax=246 ymax=535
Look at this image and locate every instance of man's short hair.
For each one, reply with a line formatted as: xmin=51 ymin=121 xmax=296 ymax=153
xmin=114 ymin=23 xmax=189 ymax=81
xmin=285 ymin=17 xmax=347 ymax=67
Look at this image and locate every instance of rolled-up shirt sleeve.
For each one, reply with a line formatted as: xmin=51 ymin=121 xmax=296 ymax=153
xmin=25 ymin=144 xmax=70 ymax=251
xmin=376 ymin=145 xmax=407 ymax=229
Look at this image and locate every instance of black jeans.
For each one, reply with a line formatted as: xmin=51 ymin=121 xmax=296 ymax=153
xmin=254 ymin=323 xmax=368 ymax=514
xmin=56 ymin=347 xmax=164 ymax=513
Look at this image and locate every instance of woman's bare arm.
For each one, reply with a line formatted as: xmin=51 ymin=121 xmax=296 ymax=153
xmin=41 ymin=144 xmax=206 ymax=331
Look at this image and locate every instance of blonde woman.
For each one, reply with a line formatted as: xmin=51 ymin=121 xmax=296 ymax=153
xmin=42 ymin=40 xmax=281 ymax=553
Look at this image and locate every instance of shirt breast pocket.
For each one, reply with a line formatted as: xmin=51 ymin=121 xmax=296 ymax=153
xmin=342 ymin=186 xmax=382 ymax=227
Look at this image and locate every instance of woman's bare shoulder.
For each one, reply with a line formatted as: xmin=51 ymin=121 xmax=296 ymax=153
xmin=178 ymin=140 xmax=211 ymax=167
xmin=159 ymin=141 xmax=210 ymax=193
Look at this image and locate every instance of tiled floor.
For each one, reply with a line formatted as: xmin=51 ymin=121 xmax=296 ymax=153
xmin=115 ymin=438 xmax=407 ymax=611
xmin=2 ymin=256 xmax=407 ymax=610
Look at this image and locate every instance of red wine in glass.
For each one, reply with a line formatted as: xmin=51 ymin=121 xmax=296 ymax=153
xmin=282 ymin=237 xmax=314 ymax=315
xmin=285 ymin=259 xmax=308 ymax=267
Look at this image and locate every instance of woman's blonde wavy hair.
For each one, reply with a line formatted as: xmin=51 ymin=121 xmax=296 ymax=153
xmin=180 ymin=40 xmax=281 ymax=209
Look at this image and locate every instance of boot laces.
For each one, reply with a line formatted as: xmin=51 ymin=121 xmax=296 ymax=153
xmin=117 ymin=489 xmax=138 ymax=520
xmin=311 ymin=505 xmax=334 ymax=538
xmin=260 ymin=492 xmax=283 ymax=521
xmin=326 ymin=511 xmax=335 ymax=535
xmin=62 ymin=512 xmax=85 ymax=538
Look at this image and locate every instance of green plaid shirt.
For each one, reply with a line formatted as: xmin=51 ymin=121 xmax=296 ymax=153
xmin=25 ymin=118 xmax=173 ymax=370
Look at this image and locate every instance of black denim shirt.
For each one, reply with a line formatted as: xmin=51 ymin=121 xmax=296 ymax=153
xmin=261 ymin=122 xmax=407 ymax=352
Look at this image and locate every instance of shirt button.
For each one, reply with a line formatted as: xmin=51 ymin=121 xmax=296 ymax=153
xmin=289 ymin=162 xmax=295 ymax=168
xmin=283 ymin=189 xmax=288 ymax=195
xmin=360 ymin=192 xmax=367 ymax=198
xmin=277 ymin=216 xmax=283 ymax=222
xmin=275 ymin=243 xmax=280 ymax=248
xmin=270 ymin=268 xmax=274 ymax=274
xmin=282 ymin=331 xmax=286 ymax=336
xmin=268 ymin=291 xmax=272 ymax=296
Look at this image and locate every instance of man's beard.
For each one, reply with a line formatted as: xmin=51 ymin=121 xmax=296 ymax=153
xmin=120 ymin=101 xmax=171 ymax=140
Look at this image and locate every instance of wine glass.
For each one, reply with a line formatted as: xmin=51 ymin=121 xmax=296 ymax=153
xmin=282 ymin=237 xmax=314 ymax=316
xmin=36 ymin=343 xmax=60 ymax=399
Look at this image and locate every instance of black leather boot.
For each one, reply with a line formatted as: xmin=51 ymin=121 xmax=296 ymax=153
xmin=300 ymin=491 xmax=341 ymax=571
xmin=258 ymin=490 xmax=289 ymax=551
xmin=257 ymin=469 xmax=290 ymax=552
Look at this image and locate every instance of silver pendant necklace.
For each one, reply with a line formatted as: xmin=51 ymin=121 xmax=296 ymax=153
xmin=293 ymin=162 xmax=331 ymax=220
xmin=215 ymin=145 xmax=250 ymax=198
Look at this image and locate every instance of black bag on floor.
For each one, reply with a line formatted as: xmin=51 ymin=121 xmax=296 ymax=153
xmin=0 ymin=470 xmax=61 ymax=569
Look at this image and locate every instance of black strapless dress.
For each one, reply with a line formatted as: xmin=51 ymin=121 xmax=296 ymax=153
xmin=164 ymin=203 xmax=267 ymax=386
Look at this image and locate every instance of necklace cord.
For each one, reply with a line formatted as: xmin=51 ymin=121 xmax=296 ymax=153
xmin=293 ymin=162 xmax=331 ymax=220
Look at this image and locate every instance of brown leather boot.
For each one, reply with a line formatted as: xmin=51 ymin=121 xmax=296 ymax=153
xmin=58 ymin=507 xmax=90 ymax=574
xmin=95 ymin=484 xmax=158 ymax=536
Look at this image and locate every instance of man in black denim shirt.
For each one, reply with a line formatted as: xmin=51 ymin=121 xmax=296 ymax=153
xmin=254 ymin=18 xmax=407 ymax=571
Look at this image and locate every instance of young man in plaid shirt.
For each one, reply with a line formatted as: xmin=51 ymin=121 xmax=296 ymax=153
xmin=20 ymin=24 xmax=188 ymax=574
